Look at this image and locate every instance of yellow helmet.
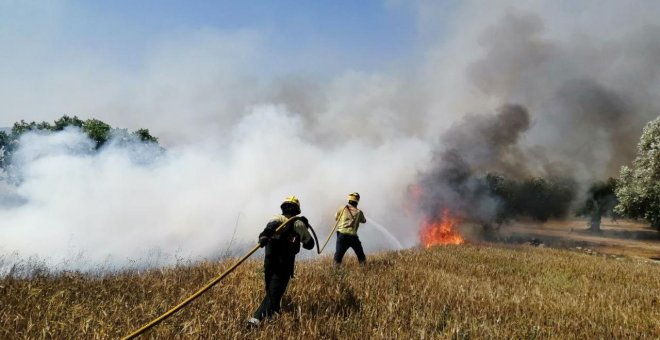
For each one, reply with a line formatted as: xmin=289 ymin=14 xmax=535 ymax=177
xmin=282 ymin=195 xmax=300 ymax=207
xmin=281 ymin=195 xmax=301 ymax=215
xmin=347 ymin=192 xmax=360 ymax=203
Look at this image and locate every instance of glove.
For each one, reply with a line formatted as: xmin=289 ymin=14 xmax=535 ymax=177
xmin=258 ymin=235 xmax=270 ymax=248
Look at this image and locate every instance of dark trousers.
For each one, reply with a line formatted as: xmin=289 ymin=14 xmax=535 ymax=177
xmin=253 ymin=256 xmax=293 ymax=320
xmin=333 ymin=232 xmax=366 ymax=264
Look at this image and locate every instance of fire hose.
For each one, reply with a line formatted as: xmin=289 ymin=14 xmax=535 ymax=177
xmin=122 ymin=215 xmax=322 ymax=339
xmin=318 ymin=207 xmax=345 ymax=253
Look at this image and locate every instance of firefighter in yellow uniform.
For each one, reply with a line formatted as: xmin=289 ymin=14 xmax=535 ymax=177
xmin=333 ymin=192 xmax=367 ymax=265
xmin=248 ymin=196 xmax=314 ymax=327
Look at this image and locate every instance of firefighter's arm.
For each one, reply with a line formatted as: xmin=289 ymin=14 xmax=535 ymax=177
xmin=258 ymin=220 xmax=280 ymax=247
xmin=360 ymin=211 xmax=367 ymax=223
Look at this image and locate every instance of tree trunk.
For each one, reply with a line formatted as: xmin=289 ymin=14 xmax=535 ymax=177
xmin=589 ymin=202 xmax=602 ymax=232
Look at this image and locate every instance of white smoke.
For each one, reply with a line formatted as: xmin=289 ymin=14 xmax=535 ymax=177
xmin=0 ymin=106 xmax=429 ymax=271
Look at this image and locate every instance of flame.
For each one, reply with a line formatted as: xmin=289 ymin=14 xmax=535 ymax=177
xmin=420 ymin=209 xmax=465 ymax=247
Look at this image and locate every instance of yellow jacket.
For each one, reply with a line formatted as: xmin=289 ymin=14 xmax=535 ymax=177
xmin=335 ymin=205 xmax=366 ymax=236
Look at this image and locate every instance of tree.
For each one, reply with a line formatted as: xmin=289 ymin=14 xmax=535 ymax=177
xmin=0 ymin=130 xmax=9 ymax=169
xmin=0 ymin=115 xmax=161 ymax=171
xmin=513 ymin=177 xmax=576 ymax=222
xmin=582 ymin=178 xmax=618 ymax=232
xmin=482 ymin=173 xmax=577 ymax=225
xmin=11 ymin=120 xmax=38 ymax=136
xmin=615 ymin=116 xmax=660 ymax=231
xmin=82 ymin=119 xmax=111 ymax=148
xmin=53 ymin=115 xmax=84 ymax=131
xmin=133 ymin=128 xmax=159 ymax=143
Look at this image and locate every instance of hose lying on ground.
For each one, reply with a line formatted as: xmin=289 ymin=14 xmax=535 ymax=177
xmin=122 ymin=216 xmax=300 ymax=340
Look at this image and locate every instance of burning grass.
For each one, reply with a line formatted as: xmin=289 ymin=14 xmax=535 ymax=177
xmin=1 ymin=244 xmax=659 ymax=339
xmin=420 ymin=209 xmax=465 ymax=247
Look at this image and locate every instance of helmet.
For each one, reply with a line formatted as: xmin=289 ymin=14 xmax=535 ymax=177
xmin=347 ymin=192 xmax=360 ymax=203
xmin=281 ymin=195 xmax=301 ymax=215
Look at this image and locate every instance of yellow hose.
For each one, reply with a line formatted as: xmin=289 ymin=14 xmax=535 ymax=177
xmin=318 ymin=207 xmax=345 ymax=254
xmin=121 ymin=216 xmax=298 ymax=340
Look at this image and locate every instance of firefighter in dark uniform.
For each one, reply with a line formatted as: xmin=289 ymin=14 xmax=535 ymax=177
xmin=334 ymin=192 xmax=367 ymax=265
xmin=247 ymin=196 xmax=314 ymax=327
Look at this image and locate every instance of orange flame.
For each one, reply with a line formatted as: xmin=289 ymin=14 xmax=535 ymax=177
xmin=420 ymin=209 xmax=465 ymax=247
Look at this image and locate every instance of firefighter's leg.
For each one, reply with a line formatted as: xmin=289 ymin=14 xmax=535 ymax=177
xmin=267 ymin=269 xmax=291 ymax=315
xmin=253 ymin=260 xmax=274 ymax=320
xmin=333 ymin=232 xmax=350 ymax=264
xmin=351 ymin=236 xmax=367 ymax=264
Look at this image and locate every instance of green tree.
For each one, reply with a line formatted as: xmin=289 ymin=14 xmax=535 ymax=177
xmin=0 ymin=131 xmax=8 ymax=148
xmin=482 ymin=173 xmax=577 ymax=225
xmin=53 ymin=115 xmax=84 ymax=131
xmin=82 ymin=119 xmax=111 ymax=148
xmin=0 ymin=130 xmax=9 ymax=169
xmin=615 ymin=117 xmax=660 ymax=231
xmin=11 ymin=120 xmax=38 ymax=136
xmin=512 ymin=177 xmax=576 ymax=222
xmin=0 ymin=115 xmax=161 ymax=171
xmin=133 ymin=128 xmax=159 ymax=143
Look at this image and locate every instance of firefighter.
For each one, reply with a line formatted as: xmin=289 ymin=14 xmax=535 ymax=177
xmin=333 ymin=192 xmax=367 ymax=265
xmin=247 ymin=196 xmax=315 ymax=327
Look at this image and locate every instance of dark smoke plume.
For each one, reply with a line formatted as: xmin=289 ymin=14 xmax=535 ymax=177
xmin=417 ymin=103 xmax=578 ymax=228
xmin=416 ymin=104 xmax=563 ymax=225
xmin=439 ymin=103 xmax=531 ymax=178
xmin=417 ymin=9 xmax=660 ymax=228
xmin=467 ymin=10 xmax=660 ymax=183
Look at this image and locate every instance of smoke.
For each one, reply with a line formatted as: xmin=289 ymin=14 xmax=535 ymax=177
xmin=2 ymin=1 xmax=660 ymax=270
xmin=419 ymin=104 xmax=530 ymax=222
xmin=414 ymin=2 xmax=660 ymax=225
xmin=0 ymin=107 xmax=429 ymax=271
xmin=463 ymin=7 xmax=660 ymax=183
xmin=439 ymin=104 xmax=531 ymax=178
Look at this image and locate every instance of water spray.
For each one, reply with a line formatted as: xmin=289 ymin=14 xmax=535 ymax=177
xmin=367 ymin=218 xmax=404 ymax=249
xmin=318 ymin=209 xmax=402 ymax=252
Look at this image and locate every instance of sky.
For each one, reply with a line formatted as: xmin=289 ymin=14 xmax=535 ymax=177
xmin=1 ymin=0 xmax=660 ymax=271
xmin=0 ymin=1 xmax=440 ymax=89
xmin=76 ymin=1 xmax=424 ymax=71
xmin=0 ymin=0 xmax=461 ymax=136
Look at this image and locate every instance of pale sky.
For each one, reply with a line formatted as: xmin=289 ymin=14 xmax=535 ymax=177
xmin=0 ymin=1 xmax=456 ymax=85
xmin=0 ymin=1 xmax=466 ymax=133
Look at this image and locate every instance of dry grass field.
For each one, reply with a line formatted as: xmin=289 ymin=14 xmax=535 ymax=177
xmin=1 ymin=242 xmax=659 ymax=339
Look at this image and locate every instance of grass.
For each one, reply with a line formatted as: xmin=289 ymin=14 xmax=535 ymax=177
xmin=1 ymin=244 xmax=659 ymax=339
